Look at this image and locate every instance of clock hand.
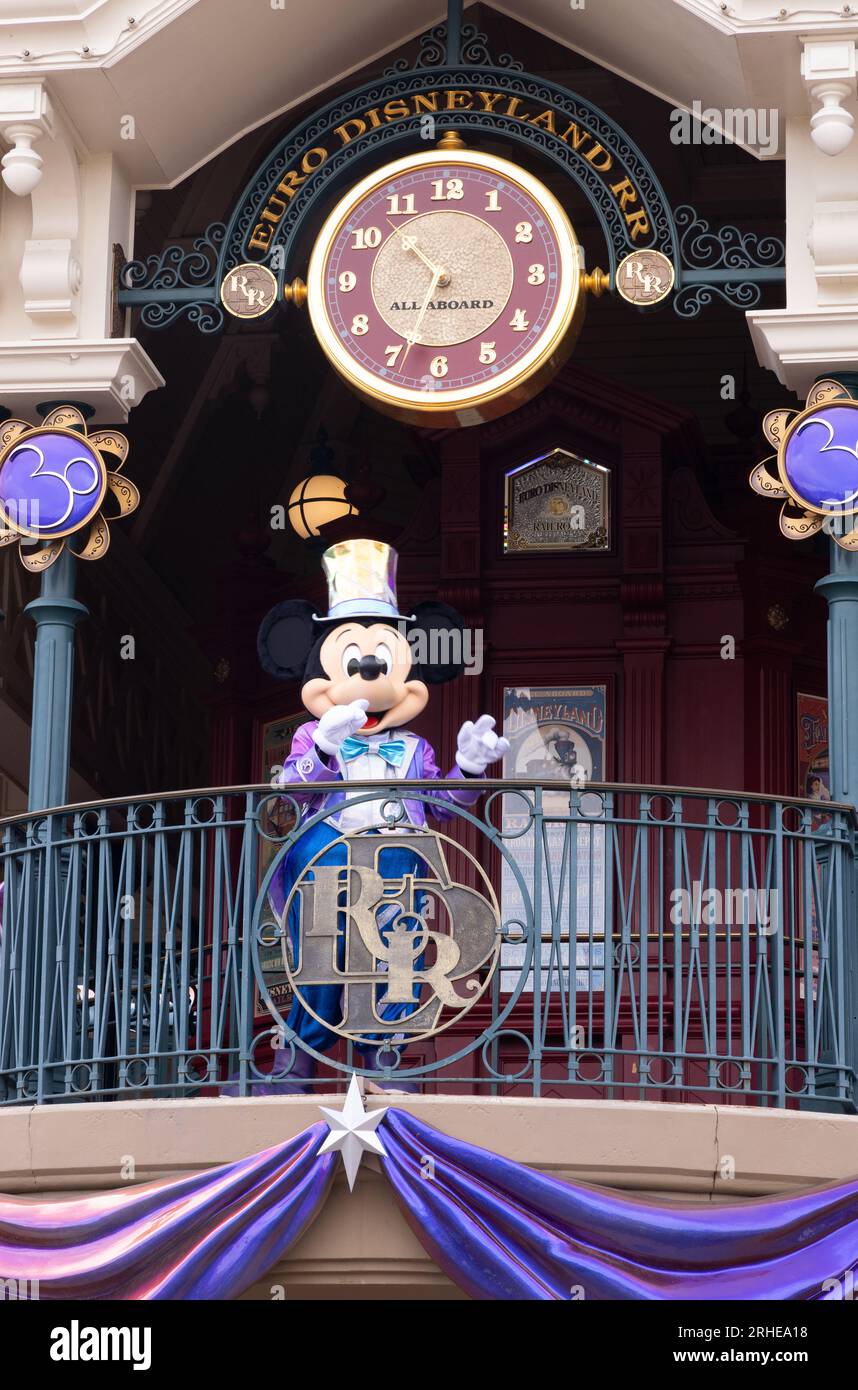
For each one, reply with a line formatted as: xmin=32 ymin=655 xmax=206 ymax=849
xmin=400 ymin=267 xmax=441 ymax=373
xmin=386 ymin=218 xmax=444 ymax=280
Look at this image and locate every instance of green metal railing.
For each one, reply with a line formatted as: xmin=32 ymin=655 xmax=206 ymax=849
xmin=0 ymin=779 xmax=855 ymax=1108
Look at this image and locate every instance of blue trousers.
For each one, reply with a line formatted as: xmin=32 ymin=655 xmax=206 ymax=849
xmin=277 ymin=820 xmax=426 ymax=1054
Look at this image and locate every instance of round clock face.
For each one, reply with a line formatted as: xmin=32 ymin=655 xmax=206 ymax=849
xmin=307 ymin=148 xmax=584 ymax=426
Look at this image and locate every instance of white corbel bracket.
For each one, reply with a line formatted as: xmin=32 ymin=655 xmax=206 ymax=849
xmin=0 ymin=82 xmax=54 ymax=195
xmin=801 ymin=38 xmax=857 ymax=156
xmin=0 ymin=80 xmax=82 ymax=337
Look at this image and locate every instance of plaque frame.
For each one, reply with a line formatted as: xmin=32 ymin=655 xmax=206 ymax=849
xmin=503 ymin=447 xmax=611 ymax=554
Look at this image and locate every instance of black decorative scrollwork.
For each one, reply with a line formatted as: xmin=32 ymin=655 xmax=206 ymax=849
xmin=673 ymin=282 xmax=762 ymax=319
xmin=383 ymin=21 xmax=523 ymax=75
xmin=675 ymin=204 xmax=784 ymax=272
xmin=120 ymin=222 xmax=226 ymax=292
xmin=138 ymin=299 xmax=224 ymax=334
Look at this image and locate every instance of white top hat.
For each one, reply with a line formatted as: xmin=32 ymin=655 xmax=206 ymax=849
xmin=317 ymin=538 xmax=411 ymax=622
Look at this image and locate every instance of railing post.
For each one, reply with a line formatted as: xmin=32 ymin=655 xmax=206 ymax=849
xmin=530 ymin=783 xmax=543 ymax=1099
xmin=238 ymin=791 xmax=259 ymax=1097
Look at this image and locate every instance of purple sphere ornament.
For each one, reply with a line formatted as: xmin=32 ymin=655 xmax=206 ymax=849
xmin=0 ymin=428 xmax=105 ymax=538
xmin=749 ymin=381 xmax=858 ymax=550
xmin=0 ymin=406 xmax=139 ymax=573
xmin=781 ymin=402 xmax=858 ymax=515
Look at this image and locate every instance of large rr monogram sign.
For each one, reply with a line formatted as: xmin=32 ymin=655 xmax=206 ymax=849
xmin=273 ymin=829 xmax=500 ymax=1043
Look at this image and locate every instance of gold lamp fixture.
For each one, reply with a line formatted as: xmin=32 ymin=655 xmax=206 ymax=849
xmin=287 ymin=474 xmax=357 ymax=540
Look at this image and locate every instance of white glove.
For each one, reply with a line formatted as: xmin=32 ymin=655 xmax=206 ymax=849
xmin=455 ymin=714 xmax=510 ymax=775
xmin=315 ymin=699 xmax=370 ymax=756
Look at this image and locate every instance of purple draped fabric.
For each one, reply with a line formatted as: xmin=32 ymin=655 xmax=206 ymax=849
xmin=2 ymin=1106 xmax=858 ymax=1299
xmin=379 ymin=1109 xmax=858 ymax=1300
xmin=0 ymin=1122 xmax=334 ymax=1300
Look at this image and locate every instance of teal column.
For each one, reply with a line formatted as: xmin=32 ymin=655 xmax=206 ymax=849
xmin=24 ymin=547 xmax=88 ymax=811
xmin=816 ymin=541 xmax=858 ymax=806
xmin=816 ymin=374 xmax=858 ymax=806
xmin=812 ymin=373 xmax=858 ymax=1110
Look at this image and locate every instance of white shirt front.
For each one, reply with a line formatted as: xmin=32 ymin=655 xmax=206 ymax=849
xmin=335 ymin=734 xmax=413 ymax=831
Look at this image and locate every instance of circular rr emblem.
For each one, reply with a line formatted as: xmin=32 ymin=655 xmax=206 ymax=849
xmin=220 ymin=262 xmax=278 ymax=319
xmin=615 ymin=249 xmax=675 ymax=306
xmin=265 ymin=826 xmax=501 ymax=1046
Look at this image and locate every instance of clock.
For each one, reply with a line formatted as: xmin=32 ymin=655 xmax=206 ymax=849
xmin=305 ymin=140 xmax=593 ymax=427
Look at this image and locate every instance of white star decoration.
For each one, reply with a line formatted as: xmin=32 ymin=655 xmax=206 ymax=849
xmin=318 ymin=1073 xmax=388 ymax=1191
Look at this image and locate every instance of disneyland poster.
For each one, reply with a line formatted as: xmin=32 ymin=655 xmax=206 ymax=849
xmin=254 ymin=712 xmax=304 ymax=1019
xmin=797 ymin=692 xmax=830 ymax=827
xmin=500 ymin=686 xmax=607 ymax=992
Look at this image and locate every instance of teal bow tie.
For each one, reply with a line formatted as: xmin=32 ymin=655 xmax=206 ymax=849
xmin=341 ymin=735 xmax=408 ymax=767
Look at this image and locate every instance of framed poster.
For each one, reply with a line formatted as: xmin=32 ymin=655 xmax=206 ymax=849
xmin=500 ymin=686 xmax=607 ymax=993
xmin=796 ymin=692 xmax=829 ymax=1003
xmin=254 ymin=711 xmax=306 ymax=1021
xmin=796 ymin=693 xmax=830 ymax=825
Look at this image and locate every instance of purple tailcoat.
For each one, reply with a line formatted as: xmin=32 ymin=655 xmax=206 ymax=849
xmin=276 ymin=719 xmax=484 ymax=825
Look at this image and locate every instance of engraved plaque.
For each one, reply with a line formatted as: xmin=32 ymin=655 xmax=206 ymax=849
xmin=504 ymin=448 xmax=610 ymax=553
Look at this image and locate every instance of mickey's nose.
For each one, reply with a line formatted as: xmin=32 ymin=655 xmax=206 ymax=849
xmin=358 ymin=655 xmax=385 ymax=681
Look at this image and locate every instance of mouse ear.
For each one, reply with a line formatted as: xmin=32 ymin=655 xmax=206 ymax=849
xmin=258 ymin=600 xmax=318 ymax=681
xmin=408 ymin=600 xmax=467 ymax=684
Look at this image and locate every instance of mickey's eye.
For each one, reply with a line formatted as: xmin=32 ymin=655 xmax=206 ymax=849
xmin=374 ymin=642 xmax=393 ymax=674
xmin=342 ymin=643 xmax=361 ymax=677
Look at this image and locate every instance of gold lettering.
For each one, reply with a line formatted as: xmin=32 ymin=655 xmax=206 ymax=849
xmin=528 ymin=109 xmax=557 ymax=134
xmin=301 ymin=146 xmax=328 ymax=173
xmin=610 ymin=177 xmax=637 ymax=209
xmin=476 ymin=91 xmax=505 ymax=112
xmin=446 ymin=90 xmax=473 ymax=110
xmin=383 ymin=99 xmax=409 ymax=121
xmin=412 ymin=93 xmax=439 ymax=114
xmin=334 ymin=118 xmax=367 ymax=146
xmin=558 ymin=121 xmax=589 ymax=149
xmin=364 ymin=107 xmax=383 ymax=129
xmin=261 ymin=194 xmax=287 ymax=225
xmin=506 ymin=96 xmax=525 ymax=118
xmin=610 ymin=179 xmax=649 ymax=241
xmin=275 ymin=169 xmax=307 ymax=200
xmin=625 ymin=208 xmax=650 ymax=240
xmin=585 ymin=143 xmax=612 ymax=172
xmin=248 ymin=223 xmax=272 ymax=252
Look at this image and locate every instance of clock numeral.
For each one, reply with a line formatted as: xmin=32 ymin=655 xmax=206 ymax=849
xmin=351 ymin=313 xmax=369 ymax=336
xmin=527 ymin=263 xmax=546 ymax=285
xmin=384 ymin=343 xmax=403 ymax=367
xmin=510 ymin=308 xmax=530 ymax=332
xmin=352 ymin=226 xmax=381 ymax=250
xmin=339 ymin=271 xmax=356 ymax=293
xmin=387 ymin=193 xmax=416 ymax=216
xmin=479 ymin=341 xmax=497 ymax=365
xmin=485 ymin=189 xmax=502 ymax=212
xmin=430 ymin=355 xmax=449 ymax=379
xmin=515 ymin=221 xmax=533 ymax=244
xmin=430 ymin=177 xmax=464 ymax=201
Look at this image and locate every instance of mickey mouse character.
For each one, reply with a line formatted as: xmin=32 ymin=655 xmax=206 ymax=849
xmin=255 ymin=538 xmax=508 ymax=1093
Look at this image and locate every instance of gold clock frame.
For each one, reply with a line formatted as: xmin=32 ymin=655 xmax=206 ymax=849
xmin=306 ymin=147 xmax=586 ymax=428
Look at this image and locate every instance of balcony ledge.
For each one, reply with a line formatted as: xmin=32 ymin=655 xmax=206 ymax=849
xmin=2 ymin=1092 xmax=856 ymax=1199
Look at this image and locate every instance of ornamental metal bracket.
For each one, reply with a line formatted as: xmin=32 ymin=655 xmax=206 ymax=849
xmin=117 ymin=15 xmax=785 ymax=334
xmin=672 ymin=205 xmax=785 ymax=319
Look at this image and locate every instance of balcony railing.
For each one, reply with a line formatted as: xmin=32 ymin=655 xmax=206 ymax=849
xmin=1 ymin=779 xmax=856 ymax=1110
